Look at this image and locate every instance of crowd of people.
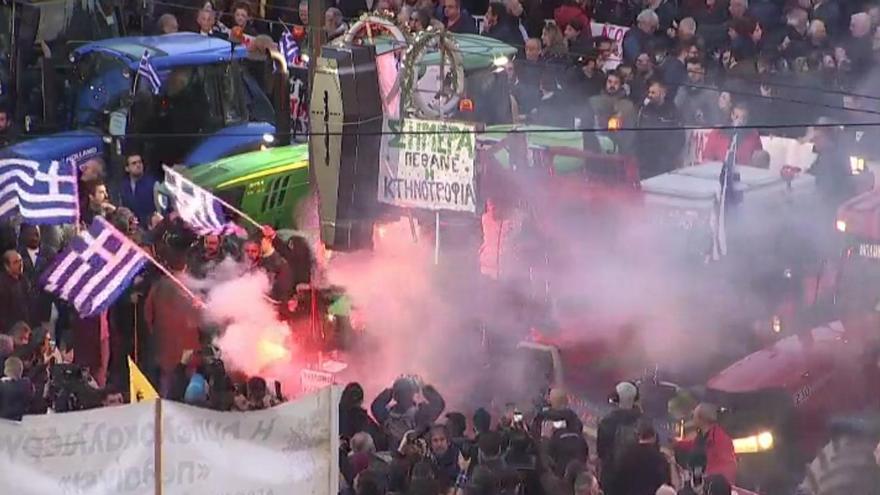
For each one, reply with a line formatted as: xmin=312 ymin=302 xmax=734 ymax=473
xmin=0 ymin=150 xmax=316 ymax=417
xmin=338 ymin=377 xmax=741 ymax=495
xmin=3 ymin=0 xmax=880 ymax=493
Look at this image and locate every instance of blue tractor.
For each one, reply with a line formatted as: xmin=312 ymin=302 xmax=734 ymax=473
xmin=2 ymin=32 xmax=289 ymax=175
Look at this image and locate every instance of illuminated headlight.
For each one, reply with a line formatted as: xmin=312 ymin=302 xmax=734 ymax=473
xmin=301 ymin=54 xmax=310 ymax=64
xmin=850 ymin=156 xmax=866 ymax=175
xmin=492 ymin=55 xmax=509 ymax=67
xmin=771 ymin=315 xmax=782 ymax=333
xmin=262 ymin=133 xmax=275 ymax=144
xmin=836 ymin=220 xmax=847 ymax=232
xmin=733 ymin=431 xmax=774 ymax=454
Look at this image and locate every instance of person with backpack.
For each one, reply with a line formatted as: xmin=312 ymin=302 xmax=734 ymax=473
xmin=596 ymin=382 xmax=643 ymax=488
xmin=370 ymin=376 xmax=446 ymax=451
xmin=607 ymin=420 xmax=672 ymax=495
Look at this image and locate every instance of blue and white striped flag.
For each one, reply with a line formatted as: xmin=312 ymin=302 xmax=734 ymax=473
xmin=40 ymin=217 xmax=148 ymax=317
xmin=137 ymin=50 xmax=162 ymax=95
xmin=279 ymin=30 xmax=300 ymax=67
xmin=0 ymin=158 xmax=79 ymax=224
xmin=162 ymin=165 xmax=231 ymax=235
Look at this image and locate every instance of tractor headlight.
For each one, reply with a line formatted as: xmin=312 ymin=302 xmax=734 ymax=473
xmin=850 ymin=156 xmax=866 ymax=175
xmin=732 ymin=431 xmax=774 ymax=454
xmin=836 ymin=220 xmax=847 ymax=232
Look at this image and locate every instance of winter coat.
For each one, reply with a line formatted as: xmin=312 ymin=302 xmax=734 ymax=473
xmin=144 ymin=275 xmax=201 ymax=381
xmin=608 ymin=442 xmax=672 ymax=495
xmin=0 ymin=272 xmax=35 ymax=332
xmin=675 ymin=424 xmax=737 ymax=484
xmin=702 ymin=129 xmax=764 ymax=166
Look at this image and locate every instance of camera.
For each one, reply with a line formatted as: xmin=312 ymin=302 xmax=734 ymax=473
xmin=47 ymin=364 xmax=103 ymax=412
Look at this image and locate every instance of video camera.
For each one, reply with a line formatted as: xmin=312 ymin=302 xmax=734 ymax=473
xmin=47 ymin=363 xmax=104 ymax=412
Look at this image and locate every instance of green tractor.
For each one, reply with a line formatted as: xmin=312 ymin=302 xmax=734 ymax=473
xmin=156 ymin=144 xmax=310 ymax=230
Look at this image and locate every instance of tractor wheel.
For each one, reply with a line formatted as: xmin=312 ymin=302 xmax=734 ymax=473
xmin=800 ymin=435 xmax=880 ymax=495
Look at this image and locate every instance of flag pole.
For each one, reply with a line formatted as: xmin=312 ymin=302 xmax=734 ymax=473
xmin=134 ymin=242 xmax=204 ymax=308
xmin=212 ymin=194 xmax=265 ymax=231
xmin=162 ymin=165 xmax=265 ymax=232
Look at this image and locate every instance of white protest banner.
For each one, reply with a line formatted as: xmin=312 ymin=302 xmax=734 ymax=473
xmin=160 ymin=386 xmax=340 ymax=495
xmin=0 ymin=401 xmax=157 ymax=495
xmin=590 ymin=22 xmax=629 ymax=70
xmin=378 ymin=118 xmax=478 ymax=213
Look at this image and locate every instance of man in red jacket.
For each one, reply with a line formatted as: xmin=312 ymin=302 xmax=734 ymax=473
xmin=702 ymin=103 xmax=764 ymax=166
xmin=675 ymin=403 xmax=737 ymax=484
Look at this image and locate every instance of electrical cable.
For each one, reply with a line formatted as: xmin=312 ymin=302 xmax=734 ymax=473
xmin=10 ymin=119 xmax=880 ymax=140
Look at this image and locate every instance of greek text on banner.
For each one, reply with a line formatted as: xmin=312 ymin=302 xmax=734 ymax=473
xmin=378 ymin=118 xmax=478 ymax=213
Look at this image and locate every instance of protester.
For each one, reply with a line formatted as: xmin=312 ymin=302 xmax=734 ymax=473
xmin=370 ymin=377 xmax=446 ymax=449
xmin=608 ymin=420 xmax=672 ymax=495
xmin=0 ymin=251 xmax=35 ymax=332
xmin=118 ymin=153 xmax=158 ymax=226
xmin=597 ymin=382 xmax=643 ymax=486
xmin=0 ymin=356 xmax=33 ymax=420
xmin=675 ymin=403 xmax=737 ymax=485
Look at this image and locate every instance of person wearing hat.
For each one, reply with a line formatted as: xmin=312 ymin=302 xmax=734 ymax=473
xmin=370 ymin=376 xmax=446 ymax=450
xmin=596 ymin=381 xmax=643 ymax=486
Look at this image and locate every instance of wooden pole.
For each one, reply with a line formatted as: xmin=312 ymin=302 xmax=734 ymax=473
xmin=154 ymin=399 xmax=163 ymax=495
xmin=434 ymin=211 xmax=440 ymax=266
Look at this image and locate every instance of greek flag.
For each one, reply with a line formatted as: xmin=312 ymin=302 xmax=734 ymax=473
xmin=279 ymin=30 xmax=300 ymax=67
xmin=41 ymin=217 xmax=148 ymax=317
xmin=711 ymin=133 xmax=739 ymax=261
xmin=137 ymin=50 xmax=162 ymax=94
xmin=0 ymin=158 xmax=78 ymax=224
xmin=162 ymin=165 xmax=231 ymax=235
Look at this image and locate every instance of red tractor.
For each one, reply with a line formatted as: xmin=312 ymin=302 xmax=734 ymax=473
xmin=683 ymin=187 xmax=880 ymax=493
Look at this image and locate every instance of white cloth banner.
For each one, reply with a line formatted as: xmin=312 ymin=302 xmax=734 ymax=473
xmin=590 ymin=22 xmax=629 ymax=70
xmin=160 ymin=386 xmax=340 ymax=495
xmin=378 ymin=118 xmax=478 ymax=213
xmin=0 ymin=401 xmax=157 ymax=495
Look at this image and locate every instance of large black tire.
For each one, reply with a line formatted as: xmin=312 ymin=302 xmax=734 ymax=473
xmin=800 ymin=435 xmax=880 ymax=495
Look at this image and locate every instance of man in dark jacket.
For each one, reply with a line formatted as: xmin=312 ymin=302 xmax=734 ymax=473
xmin=443 ymin=0 xmax=478 ymax=34
xmin=428 ymin=424 xmax=461 ymax=488
xmin=636 ymin=79 xmax=684 ymax=178
xmin=608 ymin=420 xmax=671 ymax=495
xmin=16 ymin=225 xmax=54 ymax=327
xmin=371 ymin=377 xmax=446 ymax=449
xmin=597 ymin=382 xmax=643 ymax=488
xmin=484 ymin=2 xmax=523 ymax=46
xmin=340 ymin=382 xmax=386 ymax=450
xmin=118 ymin=154 xmax=158 ymax=226
xmin=623 ymin=9 xmax=660 ymax=63
xmin=0 ymin=250 xmax=35 ymax=333
xmin=0 ymin=356 xmax=34 ymax=420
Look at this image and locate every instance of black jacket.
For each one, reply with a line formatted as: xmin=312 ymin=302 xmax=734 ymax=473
xmin=486 ymin=21 xmax=524 ymax=47
xmin=608 ymin=442 xmax=672 ymax=495
xmin=596 ymin=407 xmax=642 ymax=464
xmin=340 ymin=404 xmax=387 ymax=450
xmin=0 ymin=377 xmax=34 ymax=420
xmin=0 ymin=272 xmax=35 ymax=332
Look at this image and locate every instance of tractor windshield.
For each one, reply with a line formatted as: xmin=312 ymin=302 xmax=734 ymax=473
xmin=71 ymin=53 xmax=252 ymax=163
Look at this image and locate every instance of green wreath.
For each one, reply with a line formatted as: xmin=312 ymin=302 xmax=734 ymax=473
xmin=400 ymin=27 xmax=466 ymax=119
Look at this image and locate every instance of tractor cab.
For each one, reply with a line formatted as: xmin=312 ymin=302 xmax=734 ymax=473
xmin=2 ymin=34 xmax=286 ymax=187
xmin=68 ymin=34 xmax=279 ymax=166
